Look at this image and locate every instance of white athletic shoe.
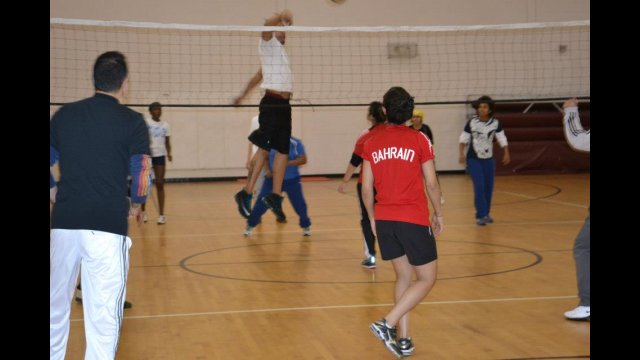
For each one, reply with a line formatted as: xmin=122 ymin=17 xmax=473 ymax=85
xmin=564 ymin=305 xmax=590 ymax=320
xmin=142 ymin=212 xmax=148 ymax=223
xmin=244 ymin=226 xmax=254 ymax=237
xmin=157 ymin=215 xmax=166 ymax=224
xmin=303 ymin=226 xmax=311 ymax=236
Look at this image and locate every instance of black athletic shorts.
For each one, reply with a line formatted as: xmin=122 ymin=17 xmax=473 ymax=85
xmin=151 ymin=156 xmax=166 ymax=166
xmin=248 ymin=93 xmax=292 ymax=155
xmin=376 ymin=220 xmax=437 ymax=266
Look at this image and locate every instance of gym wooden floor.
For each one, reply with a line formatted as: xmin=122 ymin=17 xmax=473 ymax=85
xmin=64 ymin=173 xmax=590 ymax=359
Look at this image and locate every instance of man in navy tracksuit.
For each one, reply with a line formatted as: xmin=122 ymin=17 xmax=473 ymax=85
xmin=244 ymin=136 xmax=311 ymax=236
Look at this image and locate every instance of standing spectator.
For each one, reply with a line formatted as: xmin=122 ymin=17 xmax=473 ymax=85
xmin=409 ymin=108 xmax=444 ymax=205
xmin=50 ymin=51 xmax=151 ymax=360
xmin=561 ymin=97 xmax=590 ymax=321
xmin=408 ymin=108 xmax=433 ymax=143
xmin=337 ymin=101 xmax=386 ymax=269
xmin=458 ymin=95 xmax=510 ymax=225
xmin=141 ymin=101 xmax=172 ymax=224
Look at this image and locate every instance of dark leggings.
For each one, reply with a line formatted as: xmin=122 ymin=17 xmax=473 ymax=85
xmin=356 ymin=183 xmax=377 ymax=258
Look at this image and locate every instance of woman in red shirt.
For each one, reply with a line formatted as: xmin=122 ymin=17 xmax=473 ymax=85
xmin=362 ymin=87 xmax=443 ymax=358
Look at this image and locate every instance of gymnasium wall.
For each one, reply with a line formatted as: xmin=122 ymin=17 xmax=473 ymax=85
xmin=50 ymin=0 xmax=590 ymax=179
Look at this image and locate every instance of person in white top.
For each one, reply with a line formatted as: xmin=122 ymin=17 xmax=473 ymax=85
xmin=458 ymin=95 xmax=511 ymax=226
xmin=561 ymin=97 xmax=590 ymax=321
xmin=233 ymin=9 xmax=294 ymax=223
xmin=142 ymin=102 xmax=172 ymax=224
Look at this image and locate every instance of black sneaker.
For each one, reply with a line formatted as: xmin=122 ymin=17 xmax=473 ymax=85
xmin=75 ymin=285 xmax=82 ymax=303
xmin=370 ymin=319 xmax=403 ymax=359
xmin=234 ymin=190 xmax=251 ymax=218
xmin=361 ymin=256 xmax=376 ymax=269
xmin=398 ymin=337 xmax=414 ymax=356
xmin=123 ymin=300 xmax=132 ymax=309
xmin=261 ymin=193 xmax=286 ymax=222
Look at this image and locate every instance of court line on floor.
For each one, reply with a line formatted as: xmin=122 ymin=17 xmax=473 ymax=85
xmin=132 ymin=220 xmax=584 ymax=239
xmin=70 ymin=295 xmax=576 ymax=322
xmin=499 ymin=191 xmax=588 ymax=208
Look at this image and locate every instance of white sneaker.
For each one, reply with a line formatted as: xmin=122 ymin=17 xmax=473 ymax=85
xmin=303 ymin=226 xmax=311 ymax=236
xmin=244 ymin=226 xmax=254 ymax=237
xmin=564 ymin=305 xmax=590 ymax=320
xmin=157 ymin=215 xmax=166 ymax=224
xmin=142 ymin=212 xmax=148 ymax=223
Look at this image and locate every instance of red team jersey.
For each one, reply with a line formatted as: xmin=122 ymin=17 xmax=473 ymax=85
xmin=353 ymin=125 xmax=384 ymax=183
xmin=362 ymin=124 xmax=435 ymax=226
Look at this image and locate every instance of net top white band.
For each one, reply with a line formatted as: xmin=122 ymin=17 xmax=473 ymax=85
xmin=50 ymin=18 xmax=589 ymax=33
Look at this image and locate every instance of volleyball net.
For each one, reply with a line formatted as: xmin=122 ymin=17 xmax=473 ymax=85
xmin=50 ymin=18 xmax=589 ymax=107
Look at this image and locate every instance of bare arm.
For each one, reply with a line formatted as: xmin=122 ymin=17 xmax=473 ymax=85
xmin=361 ymin=160 xmax=377 ymax=237
xmin=165 ymin=136 xmax=172 ymax=161
xmin=234 ymin=69 xmax=263 ymax=105
xmin=422 ymin=160 xmax=443 ymax=236
xmin=338 ymin=163 xmax=359 ymax=193
xmin=288 ymin=154 xmax=307 ymax=167
xmin=458 ymin=143 xmax=467 ymax=164
xmin=262 ymin=9 xmax=293 ymax=40
xmin=501 ymin=145 xmax=510 ymax=165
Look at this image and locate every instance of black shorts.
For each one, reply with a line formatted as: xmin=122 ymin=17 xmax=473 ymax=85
xmin=376 ymin=220 xmax=437 ymax=266
xmin=248 ymin=94 xmax=292 ymax=155
xmin=151 ymin=156 xmax=166 ymax=166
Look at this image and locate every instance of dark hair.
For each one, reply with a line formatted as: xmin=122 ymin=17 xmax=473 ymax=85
xmin=368 ymin=101 xmax=386 ymax=124
xmin=472 ymin=95 xmax=495 ymax=116
xmin=149 ymin=102 xmax=162 ymax=111
xmin=383 ymin=86 xmax=414 ymax=125
xmin=93 ymin=51 xmax=128 ymax=93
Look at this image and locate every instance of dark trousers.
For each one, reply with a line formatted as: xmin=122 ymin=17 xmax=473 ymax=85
xmin=248 ymin=177 xmax=311 ymax=228
xmin=357 ymin=183 xmax=377 ymax=258
xmin=467 ymin=158 xmax=496 ymax=219
xmin=573 ymin=213 xmax=590 ymax=306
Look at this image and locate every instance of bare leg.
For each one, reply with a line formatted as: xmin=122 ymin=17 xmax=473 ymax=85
xmin=244 ymin=149 xmax=269 ymax=194
xmin=385 ymin=257 xmax=437 ymax=328
xmin=153 ymin=165 xmax=166 ymax=215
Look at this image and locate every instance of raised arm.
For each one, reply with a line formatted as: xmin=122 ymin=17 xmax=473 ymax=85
xmin=262 ymin=9 xmax=293 ymax=40
xmin=562 ymin=98 xmax=590 ymax=152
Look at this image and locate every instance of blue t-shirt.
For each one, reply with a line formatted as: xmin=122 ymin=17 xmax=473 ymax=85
xmin=269 ymin=137 xmax=305 ymax=180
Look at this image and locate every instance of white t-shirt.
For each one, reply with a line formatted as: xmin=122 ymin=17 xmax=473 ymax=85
xmin=259 ymin=37 xmax=293 ymax=93
xmin=145 ymin=117 xmax=171 ymax=157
